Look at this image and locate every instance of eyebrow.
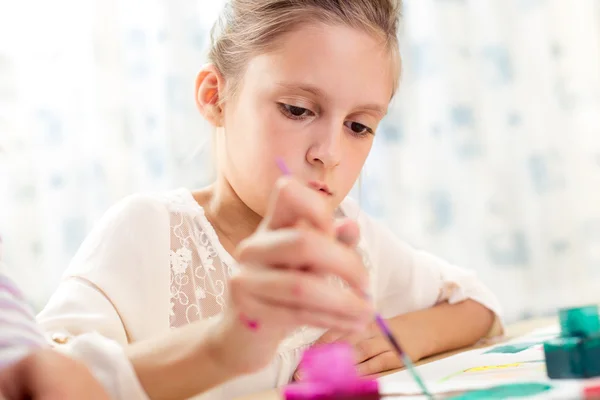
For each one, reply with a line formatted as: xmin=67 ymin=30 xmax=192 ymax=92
xmin=276 ymin=81 xmax=325 ymax=98
xmin=275 ymin=81 xmax=388 ymax=116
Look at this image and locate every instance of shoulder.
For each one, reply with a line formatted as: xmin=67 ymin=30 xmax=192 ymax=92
xmin=67 ymin=190 xmax=194 ymax=270
xmin=104 ymin=192 xmax=167 ymax=222
xmin=98 ymin=188 xmax=199 ymax=227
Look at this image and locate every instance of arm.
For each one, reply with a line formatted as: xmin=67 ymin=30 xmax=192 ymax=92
xmin=60 ymin=321 xmax=240 ymax=400
xmin=351 ymin=199 xmax=503 ymax=356
xmin=381 ymin=244 xmax=503 ymax=360
xmin=390 ymin=299 xmax=496 ymax=361
xmin=125 ymin=321 xmax=236 ymax=400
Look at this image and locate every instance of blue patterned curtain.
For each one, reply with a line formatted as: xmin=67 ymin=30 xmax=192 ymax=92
xmin=1 ymin=0 xmax=600 ymax=320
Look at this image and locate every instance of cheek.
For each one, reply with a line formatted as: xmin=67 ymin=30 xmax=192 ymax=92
xmin=221 ymin=102 xmax=291 ymax=215
xmin=226 ymin=95 xmax=286 ymax=148
xmin=224 ymin=102 xmax=272 ymax=160
xmin=339 ymin=142 xmax=372 ymax=188
xmin=348 ymin=141 xmax=372 ymax=173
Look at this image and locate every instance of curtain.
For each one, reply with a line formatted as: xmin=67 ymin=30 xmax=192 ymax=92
xmin=1 ymin=0 xmax=600 ymax=321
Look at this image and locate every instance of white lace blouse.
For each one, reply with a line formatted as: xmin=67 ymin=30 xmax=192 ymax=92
xmin=37 ymin=188 xmax=502 ymax=400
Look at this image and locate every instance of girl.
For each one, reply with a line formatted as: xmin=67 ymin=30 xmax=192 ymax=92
xmin=37 ymin=1 xmax=503 ymax=399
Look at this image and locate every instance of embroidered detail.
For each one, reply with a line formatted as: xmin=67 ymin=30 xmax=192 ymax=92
xmin=170 ymin=247 xmax=192 ymax=275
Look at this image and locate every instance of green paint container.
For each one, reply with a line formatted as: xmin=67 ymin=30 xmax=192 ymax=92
xmin=583 ymin=335 xmax=600 ymax=378
xmin=544 ymin=337 xmax=584 ymax=379
xmin=559 ymin=305 xmax=600 ymax=338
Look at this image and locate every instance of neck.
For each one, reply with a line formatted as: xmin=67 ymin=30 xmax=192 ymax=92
xmin=195 ymin=175 xmax=262 ymax=255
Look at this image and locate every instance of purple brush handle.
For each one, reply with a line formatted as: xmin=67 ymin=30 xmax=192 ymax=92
xmin=276 ymin=157 xmax=292 ymax=176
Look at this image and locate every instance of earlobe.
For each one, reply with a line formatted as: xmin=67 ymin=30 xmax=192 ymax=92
xmin=195 ymin=64 xmax=225 ymax=127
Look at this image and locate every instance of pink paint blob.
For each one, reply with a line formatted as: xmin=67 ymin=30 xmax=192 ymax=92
xmin=283 ymin=343 xmax=380 ymax=400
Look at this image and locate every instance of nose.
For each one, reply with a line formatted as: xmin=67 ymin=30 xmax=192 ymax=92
xmin=306 ymin=122 xmax=342 ymax=169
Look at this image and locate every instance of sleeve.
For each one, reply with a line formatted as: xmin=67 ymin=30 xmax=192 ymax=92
xmin=0 ymin=273 xmax=48 ymax=371
xmin=57 ymin=332 xmax=149 ymax=400
xmin=36 ymin=193 xmax=173 ymax=347
xmin=345 ymin=198 xmax=504 ymax=337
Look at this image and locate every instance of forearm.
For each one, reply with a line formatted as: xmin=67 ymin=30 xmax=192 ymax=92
xmin=126 ymin=323 xmax=237 ymax=400
xmin=392 ymin=300 xmax=496 ymax=360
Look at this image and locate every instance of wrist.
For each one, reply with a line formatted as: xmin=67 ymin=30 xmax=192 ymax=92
xmin=214 ymin=311 xmax=289 ymax=376
xmin=388 ymin=314 xmax=431 ymax=362
xmin=204 ymin=318 xmax=243 ymax=380
xmin=128 ymin=320 xmax=239 ymax=400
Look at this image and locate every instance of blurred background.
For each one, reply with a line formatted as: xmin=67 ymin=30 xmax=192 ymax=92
xmin=1 ymin=0 xmax=600 ymax=322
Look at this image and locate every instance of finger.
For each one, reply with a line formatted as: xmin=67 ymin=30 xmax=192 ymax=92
xmin=232 ymin=278 xmax=367 ymax=333
xmin=313 ymin=330 xmax=345 ymax=345
xmin=332 ymin=322 xmax=379 ymax=347
xmin=278 ymin=300 xmax=366 ymax=332
xmin=234 ymin=269 xmax=372 ymax=323
xmin=230 ymin=285 xmax=295 ymax=332
xmin=262 ymin=177 xmax=334 ymax=233
xmin=292 ymin=369 xmax=303 ymax=382
xmin=354 ymin=337 xmax=391 ymax=364
xmin=356 ymin=351 xmax=403 ymax=377
xmin=334 ymin=218 xmax=360 ymax=247
xmin=315 ymin=331 xmax=357 ymax=347
xmin=236 ymin=228 xmax=369 ymax=291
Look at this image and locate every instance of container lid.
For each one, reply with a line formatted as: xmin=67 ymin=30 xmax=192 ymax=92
xmin=559 ymin=305 xmax=600 ymax=338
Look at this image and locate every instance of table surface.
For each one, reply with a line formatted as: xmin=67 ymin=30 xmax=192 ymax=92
xmin=235 ymin=317 xmax=557 ymax=400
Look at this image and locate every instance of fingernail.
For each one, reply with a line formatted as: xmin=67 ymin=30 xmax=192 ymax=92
xmin=239 ymin=313 xmax=260 ymax=331
xmin=294 ymin=371 xmax=302 ymax=381
xmin=336 ymin=230 xmax=355 ymax=245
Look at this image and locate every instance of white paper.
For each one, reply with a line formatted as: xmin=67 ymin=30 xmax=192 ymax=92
xmin=378 ymin=325 xmax=583 ymax=399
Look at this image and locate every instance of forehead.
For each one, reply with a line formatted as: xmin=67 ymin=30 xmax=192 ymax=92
xmin=242 ymin=22 xmax=396 ymax=106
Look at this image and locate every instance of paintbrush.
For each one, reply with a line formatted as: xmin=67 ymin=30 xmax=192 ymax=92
xmin=373 ymin=314 xmax=432 ymax=399
xmin=274 ymin=157 xmax=433 ymax=399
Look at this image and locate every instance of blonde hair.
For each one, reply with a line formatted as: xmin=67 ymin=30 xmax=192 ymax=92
xmin=208 ymin=0 xmax=403 ymax=103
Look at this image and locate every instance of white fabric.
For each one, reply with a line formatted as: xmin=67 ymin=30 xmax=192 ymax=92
xmin=37 ymin=188 xmax=502 ymax=400
xmin=58 ymin=333 xmax=149 ymax=400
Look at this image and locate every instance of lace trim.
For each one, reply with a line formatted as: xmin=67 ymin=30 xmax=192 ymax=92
xmin=168 ymin=190 xmax=234 ymax=326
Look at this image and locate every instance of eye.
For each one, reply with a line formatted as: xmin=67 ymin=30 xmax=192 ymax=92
xmin=278 ymin=103 xmax=315 ymax=120
xmin=344 ymin=121 xmax=374 ymax=137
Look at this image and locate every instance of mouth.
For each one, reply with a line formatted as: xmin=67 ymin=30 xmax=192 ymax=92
xmin=308 ymin=181 xmax=333 ymax=196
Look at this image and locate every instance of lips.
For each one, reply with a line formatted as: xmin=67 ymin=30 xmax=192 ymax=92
xmin=308 ymin=181 xmax=333 ymax=196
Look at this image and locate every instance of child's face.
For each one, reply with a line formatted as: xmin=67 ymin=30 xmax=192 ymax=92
xmin=219 ymin=22 xmax=396 ymax=216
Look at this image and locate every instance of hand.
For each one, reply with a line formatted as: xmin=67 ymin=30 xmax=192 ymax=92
xmin=214 ymin=177 xmax=373 ymax=376
xmin=296 ymin=317 xmax=424 ymax=379
xmin=0 ymin=349 xmax=109 ymax=400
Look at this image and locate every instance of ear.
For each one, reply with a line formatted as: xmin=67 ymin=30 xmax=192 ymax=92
xmin=195 ymin=64 xmax=226 ymax=127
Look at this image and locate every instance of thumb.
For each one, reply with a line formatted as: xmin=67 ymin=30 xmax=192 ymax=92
xmin=313 ymin=329 xmax=344 ymax=346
